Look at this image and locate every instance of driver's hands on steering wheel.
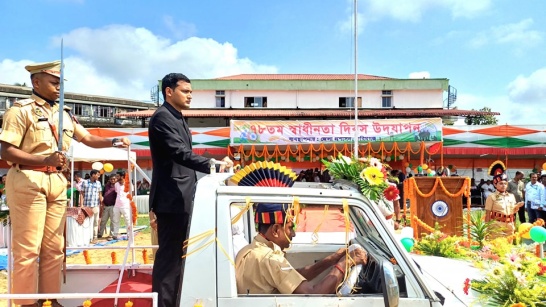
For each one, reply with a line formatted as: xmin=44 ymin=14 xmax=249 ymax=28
xmin=348 ymin=247 xmax=368 ymax=266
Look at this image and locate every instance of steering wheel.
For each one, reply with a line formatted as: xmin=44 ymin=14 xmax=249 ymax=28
xmin=337 ymin=243 xmax=365 ymax=296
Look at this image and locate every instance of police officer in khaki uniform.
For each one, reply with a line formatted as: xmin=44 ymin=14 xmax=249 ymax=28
xmin=0 ymin=60 xmax=130 ymax=307
xmin=484 ymin=162 xmax=524 ymax=240
xmin=235 ymin=203 xmax=368 ymax=295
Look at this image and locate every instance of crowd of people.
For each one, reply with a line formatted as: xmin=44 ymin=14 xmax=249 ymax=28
xmin=65 ymin=170 xmax=136 ymax=244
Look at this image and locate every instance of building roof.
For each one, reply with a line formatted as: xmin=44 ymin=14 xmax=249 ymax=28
xmin=0 ymin=83 xmax=153 ymax=108
xmin=116 ymin=108 xmax=500 ymax=118
xmin=215 ymin=74 xmax=392 ymax=80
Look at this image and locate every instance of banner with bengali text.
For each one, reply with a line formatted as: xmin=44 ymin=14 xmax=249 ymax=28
xmin=230 ymin=118 xmax=442 ymax=145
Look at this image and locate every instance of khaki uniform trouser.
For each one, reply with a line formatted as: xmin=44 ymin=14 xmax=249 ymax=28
xmin=6 ymin=167 xmax=67 ymax=305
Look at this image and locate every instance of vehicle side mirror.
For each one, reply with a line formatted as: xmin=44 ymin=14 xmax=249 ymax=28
xmin=381 ymin=260 xmax=400 ymax=307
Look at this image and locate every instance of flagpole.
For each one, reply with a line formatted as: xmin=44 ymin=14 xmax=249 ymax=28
xmin=353 ymin=0 xmax=359 ymax=159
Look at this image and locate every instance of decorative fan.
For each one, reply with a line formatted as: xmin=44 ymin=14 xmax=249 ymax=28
xmin=230 ymin=161 xmax=297 ymax=187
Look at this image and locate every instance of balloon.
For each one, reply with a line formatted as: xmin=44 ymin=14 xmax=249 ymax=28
xmin=542 ymin=162 xmax=546 ymax=171
xmin=91 ymin=161 xmax=103 ymax=171
xmin=399 ymin=155 xmax=405 ymax=160
xmin=103 ymin=163 xmax=114 ymax=173
xmin=417 ymin=166 xmax=423 ymax=172
xmin=519 ymin=223 xmax=533 ymax=239
xmin=422 ymin=164 xmax=428 ymax=170
xmin=430 ymin=170 xmax=436 ymax=176
xmin=99 ymin=169 xmax=105 ymax=174
xmin=409 ymin=163 xmax=413 ymax=168
xmin=406 ymin=167 xmax=411 ymax=173
xmin=385 ymin=156 xmax=391 ymax=162
xmin=426 ymin=169 xmax=432 ymax=174
xmin=530 ymin=226 xmax=546 ymax=243
xmin=400 ymin=227 xmax=414 ymax=239
xmin=400 ymin=237 xmax=415 ymax=252
xmin=404 ymin=162 xmax=410 ymax=167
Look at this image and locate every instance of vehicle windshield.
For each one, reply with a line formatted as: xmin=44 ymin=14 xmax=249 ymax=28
xmin=290 ymin=203 xmax=390 ymax=254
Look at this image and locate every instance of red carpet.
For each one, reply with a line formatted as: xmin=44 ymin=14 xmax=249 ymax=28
xmin=91 ymin=272 xmax=153 ymax=307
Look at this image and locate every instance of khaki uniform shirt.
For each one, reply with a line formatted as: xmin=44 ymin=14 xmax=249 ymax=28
xmin=485 ymin=191 xmax=518 ymax=238
xmin=235 ymin=235 xmax=306 ymax=294
xmin=0 ymin=94 xmax=89 ymax=164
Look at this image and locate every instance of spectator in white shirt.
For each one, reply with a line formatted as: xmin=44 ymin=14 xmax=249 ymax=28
xmin=481 ymin=180 xmax=495 ymax=199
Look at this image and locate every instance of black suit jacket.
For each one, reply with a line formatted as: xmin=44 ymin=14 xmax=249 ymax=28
xmin=148 ymin=103 xmax=210 ymax=214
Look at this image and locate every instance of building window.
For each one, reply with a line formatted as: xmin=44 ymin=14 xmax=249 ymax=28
xmin=215 ymin=90 xmax=225 ymax=108
xmin=0 ymin=97 xmax=6 ymax=110
xmin=244 ymin=97 xmax=267 ymax=108
xmin=339 ymin=97 xmax=361 ymax=108
xmin=73 ymin=104 xmax=83 ymax=116
xmin=97 ymin=106 xmax=114 ymax=118
xmin=382 ymin=90 xmax=393 ymax=108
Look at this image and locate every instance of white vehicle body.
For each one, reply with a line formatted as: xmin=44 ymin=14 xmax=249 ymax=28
xmin=178 ymin=174 xmax=469 ymax=307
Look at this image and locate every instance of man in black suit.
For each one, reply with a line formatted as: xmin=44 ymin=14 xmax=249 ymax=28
xmin=148 ymin=73 xmax=233 ymax=307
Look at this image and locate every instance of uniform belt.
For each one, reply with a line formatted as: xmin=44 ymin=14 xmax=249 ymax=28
xmin=490 ymin=211 xmax=513 ymax=223
xmin=17 ymin=165 xmax=60 ymax=173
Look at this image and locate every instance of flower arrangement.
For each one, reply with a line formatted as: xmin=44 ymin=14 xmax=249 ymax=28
xmin=469 ymin=246 xmax=546 ymax=306
xmin=322 ymin=154 xmax=397 ymax=202
xmin=413 ymin=230 xmax=470 ymax=259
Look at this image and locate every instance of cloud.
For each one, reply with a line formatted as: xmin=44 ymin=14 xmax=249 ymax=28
xmin=0 ymin=59 xmax=34 ymax=86
xmin=163 ymin=15 xmax=197 ymax=40
xmin=0 ymin=24 xmax=278 ymax=102
xmin=468 ymin=19 xmax=544 ymax=50
xmin=363 ymin=0 xmax=491 ymax=22
xmin=507 ymin=67 xmax=546 ymax=104
xmin=455 ymin=92 xmax=541 ymax=125
xmin=409 ymin=71 xmax=430 ymax=79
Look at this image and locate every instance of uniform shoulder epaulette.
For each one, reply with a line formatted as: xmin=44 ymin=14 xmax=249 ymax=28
xmin=63 ymin=105 xmax=72 ymax=111
xmin=11 ymin=98 xmax=34 ymax=107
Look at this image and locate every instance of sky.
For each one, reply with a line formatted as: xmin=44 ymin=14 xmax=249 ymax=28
xmin=0 ymin=0 xmax=545 ymax=125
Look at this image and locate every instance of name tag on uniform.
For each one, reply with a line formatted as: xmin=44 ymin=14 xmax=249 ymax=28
xmin=38 ymin=117 xmax=48 ymax=122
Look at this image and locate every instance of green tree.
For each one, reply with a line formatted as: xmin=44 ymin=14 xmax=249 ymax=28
xmin=13 ymin=82 xmax=27 ymax=87
xmin=464 ymin=106 xmax=498 ymax=125
xmin=441 ymin=106 xmax=458 ymax=125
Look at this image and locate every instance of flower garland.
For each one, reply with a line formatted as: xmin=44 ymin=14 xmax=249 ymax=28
xmin=125 ymin=301 xmax=133 ymax=307
xmin=504 ymin=218 xmax=545 ymax=243
xmin=142 ymin=249 xmax=149 ymax=264
xmin=83 ymin=250 xmax=92 ymax=264
xmin=111 ymin=252 xmax=118 ymax=264
xmin=42 ymin=300 xmax=51 ymax=307
xmin=83 ymin=299 xmax=92 ymax=307
xmin=412 ymin=215 xmax=437 ymax=234
xmin=124 ymin=172 xmax=138 ymax=225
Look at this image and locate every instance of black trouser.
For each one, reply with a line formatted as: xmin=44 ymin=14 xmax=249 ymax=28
xmin=152 ymin=212 xmax=190 ymax=307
